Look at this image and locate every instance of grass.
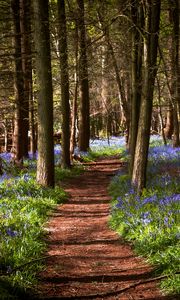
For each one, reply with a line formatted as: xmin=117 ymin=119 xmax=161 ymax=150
xmin=0 ymin=173 xmax=67 ymax=298
xmin=0 ymin=149 xmax=83 ymax=299
xmin=109 ymin=136 xmax=180 ymax=295
xmin=81 ymin=136 xmax=127 ymax=161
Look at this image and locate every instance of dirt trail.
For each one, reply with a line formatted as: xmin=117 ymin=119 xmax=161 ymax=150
xmin=36 ymin=157 xmax=177 ymax=300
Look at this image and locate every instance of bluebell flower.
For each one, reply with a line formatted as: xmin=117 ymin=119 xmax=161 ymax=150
xmin=116 ymin=197 xmax=124 ymax=208
xmin=6 ymin=266 xmax=12 ymax=273
xmin=175 ymin=233 xmax=180 ymax=240
xmin=6 ymin=228 xmax=18 ymax=237
xmin=140 ymin=212 xmax=152 ymax=225
xmin=164 ymin=216 xmax=169 ymax=226
xmin=142 ymin=194 xmax=157 ymax=205
xmin=22 ymin=173 xmax=32 ymax=182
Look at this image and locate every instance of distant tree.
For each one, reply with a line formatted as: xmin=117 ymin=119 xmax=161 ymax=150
xmin=77 ymin=0 xmax=90 ymax=151
xmin=70 ymin=20 xmax=79 ymax=161
xmin=97 ymin=5 xmax=130 ymax=141
xmin=132 ymin=0 xmax=161 ymax=192
xmin=33 ymin=0 xmax=54 ymax=187
xmin=57 ymin=0 xmax=71 ymax=168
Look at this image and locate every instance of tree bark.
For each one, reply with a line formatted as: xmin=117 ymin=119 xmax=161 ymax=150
xmin=20 ymin=0 xmax=31 ymax=157
xmin=132 ymin=0 xmax=161 ymax=192
xmin=33 ymin=0 xmax=54 ymax=187
xmin=129 ymin=0 xmax=144 ymax=173
xmin=57 ymin=0 xmax=71 ymax=168
xmin=70 ymin=21 xmax=79 ymax=162
xmin=77 ymin=0 xmax=90 ymax=152
xmin=11 ymin=0 xmax=24 ymax=165
xmin=169 ymin=0 xmax=180 ymax=147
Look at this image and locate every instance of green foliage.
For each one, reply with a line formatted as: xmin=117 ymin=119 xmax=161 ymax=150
xmin=109 ymin=142 xmax=180 ymax=295
xmin=55 ymin=165 xmax=84 ymax=181
xmin=0 ymin=173 xmax=67 ymax=298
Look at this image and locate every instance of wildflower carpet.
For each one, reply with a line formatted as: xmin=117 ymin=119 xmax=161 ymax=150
xmin=35 ymin=157 xmax=178 ymax=299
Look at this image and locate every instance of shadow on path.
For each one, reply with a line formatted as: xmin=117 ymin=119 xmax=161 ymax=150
xmin=34 ymin=157 xmax=178 ymax=300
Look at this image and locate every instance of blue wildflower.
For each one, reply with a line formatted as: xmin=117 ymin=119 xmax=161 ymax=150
xmin=142 ymin=194 xmax=157 ymax=205
xmin=6 ymin=228 xmax=18 ymax=237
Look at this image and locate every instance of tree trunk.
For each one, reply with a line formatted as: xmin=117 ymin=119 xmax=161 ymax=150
xmin=33 ymin=0 xmax=54 ymax=187
xmin=164 ymin=102 xmax=174 ymax=139
xmin=77 ymin=0 xmax=90 ymax=151
xmin=169 ymin=0 xmax=180 ymax=147
xmin=11 ymin=0 xmax=24 ymax=166
xmin=70 ymin=21 xmax=79 ymax=161
xmin=156 ymin=77 xmax=167 ymax=145
xmin=57 ymin=0 xmax=71 ymax=168
xmin=29 ymin=91 xmax=37 ymax=156
xmin=129 ymin=0 xmax=144 ymax=173
xmin=20 ymin=0 xmax=31 ymax=157
xmin=132 ymin=0 xmax=161 ymax=193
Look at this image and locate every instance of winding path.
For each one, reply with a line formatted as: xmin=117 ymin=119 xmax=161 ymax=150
xmin=36 ymin=157 xmax=177 ymax=299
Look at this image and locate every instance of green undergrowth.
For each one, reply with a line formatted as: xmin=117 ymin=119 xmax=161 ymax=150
xmin=82 ymin=147 xmax=126 ymax=162
xmin=0 ymin=164 xmax=84 ymax=299
xmin=55 ymin=164 xmax=84 ymax=181
xmin=109 ymin=141 xmax=180 ymax=295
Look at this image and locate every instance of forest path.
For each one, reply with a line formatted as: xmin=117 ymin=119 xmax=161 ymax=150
xmin=35 ymin=157 xmax=176 ymax=300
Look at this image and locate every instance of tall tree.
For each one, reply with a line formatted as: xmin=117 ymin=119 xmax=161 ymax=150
xmin=20 ymin=0 xmax=31 ymax=157
xmin=169 ymin=0 xmax=180 ymax=147
xmin=57 ymin=0 xmax=71 ymax=168
xmin=129 ymin=0 xmax=144 ymax=172
xmin=11 ymin=0 xmax=24 ymax=165
xmin=33 ymin=0 xmax=54 ymax=187
xmin=132 ymin=0 xmax=161 ymax=192
xmin=70 ymin=20 xmax=79 ymax=161
xmin=77 ymin=0 xmax=90 ymax=151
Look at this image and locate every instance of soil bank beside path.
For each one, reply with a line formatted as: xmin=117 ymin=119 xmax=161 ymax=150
xmin=35 ymin=157 xmax=178 ymax=300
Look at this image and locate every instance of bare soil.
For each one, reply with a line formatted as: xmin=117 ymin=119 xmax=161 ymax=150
xmin=35 ymin=157 xmax=178 ymax=300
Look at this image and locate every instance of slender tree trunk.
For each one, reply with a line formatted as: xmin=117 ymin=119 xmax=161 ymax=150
xmin=132 ymin=0 xmax=161 ymax=193
xmin=70 ymin=22 xmax=79 ymax=161
xmin=156 ymin=77 xmax=167 ymax=145
xmin=57 ymin=0 xmax=71 ymax=168
xmin=11 ymin=0 xmax=24 ymax=165
xmin=169 ymin=0 xmax=180 ymax=147
xmin=29 ymin=91 xmax=37 ymax=156
xmin=101 ymin=42 xmax=110 ymax=139
xmin=33 ymin=0 xmax=54 ymax=187
xmin=98 ymin=9 xmax=130 ymax=141
xmin=158 ymin=45 xmax=174 ymax=139
xmin=20 ymin=0 xmax=31 ymax=157
xmin=77 ymin=0 xmax=90 ymax=151
xmin=4 ymin=119 xmax=8 ymax=152
xmin=129 ymin=0 xmax=144 ymax=173
xmin=164 ymin=103 xmax=174 ymax=139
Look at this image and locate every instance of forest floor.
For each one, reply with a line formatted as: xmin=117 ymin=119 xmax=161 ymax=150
xmin=34 ymin=156 xmax=178 ymax=300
